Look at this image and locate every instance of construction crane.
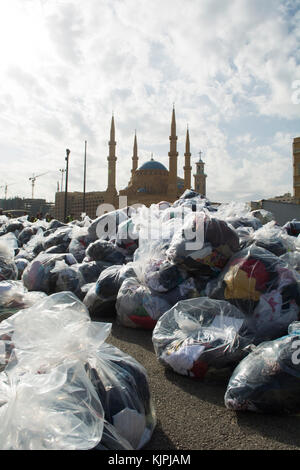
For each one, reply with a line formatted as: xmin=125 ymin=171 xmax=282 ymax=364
xmin=29 ymin=172 xmax=50 ymax=199
xmin=0 ymin=182 xmax=18 ymax=200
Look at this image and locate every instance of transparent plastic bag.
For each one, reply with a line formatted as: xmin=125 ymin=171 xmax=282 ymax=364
xmin=0 ymin=360 xmax=105 ymax=450
xmin=42 ymin=226 xmax=72 ymax=251
xmin=152 ymin=297 xmax=253 ymax=378
xmin=86 ymin=342 xmax=156 ymax=449
xmin=69 ymin=225 xmax=93 ymax=263
xmin=0 ymin=239 xmax=18 ymax=282
xmin=22 ymin=253 xmax=77 ymax=294
xmin=0 ymin=292 xmax=156 ymax=449
xmin=209 ymin=245 xmax=300 ymax=343
xmin=116 ymin=276 xmax=198 ymax=330
xmin=51 ymin=260 xmax=86 ymax=299
xmin=242 ymin=221 xmax=296 ymax=256
xmin=115 ymin=218 xmax=139 ymax=255
xmin=166 ymin=211 xmax=240 ymax=274
xmin=83 ymin=283 xmax=116 ymax=318
xmin=15 ymin=258 xmax=29 ymax=280
xmin=95 ymin=263 xmax=137 ymax=302
xmin=224 ymin=322 xmax=300 ymax=414
xmin=0 ymin=280 xmax=46 ymax=323
xmin=85 ymin=240 xmax=125 ymax=265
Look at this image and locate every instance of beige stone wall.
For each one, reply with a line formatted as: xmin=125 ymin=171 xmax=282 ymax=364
xmin=54 ymin=191 xmax=108 ymax=221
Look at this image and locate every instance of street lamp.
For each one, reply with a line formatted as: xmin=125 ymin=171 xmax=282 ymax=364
xmin=64 ymin=149 xmax=71 ymax=222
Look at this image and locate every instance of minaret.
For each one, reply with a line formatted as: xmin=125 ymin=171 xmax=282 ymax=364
xmin=107 ymin=115 xmax=117 ymax=195
xmin=184 ymin=126 xmax=192 ymax=190
xmin=131 ymin=131 xmax=138 ymax=178
xmin=168 ymin=105 xmax=178 ymax=199
xmin=293 ymin=137 xmax=300 ymax=202
xmin=194 ymin=151 xmax=207 ymax=196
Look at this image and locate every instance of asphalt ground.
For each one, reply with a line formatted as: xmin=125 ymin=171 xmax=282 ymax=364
xmin=98 ymin=316 xmax=300 ymax=451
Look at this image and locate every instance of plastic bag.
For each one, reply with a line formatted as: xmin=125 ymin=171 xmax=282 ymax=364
xmin=173 ymin=190 xmax=211 ymax=212
xmin=83 ymin=283 xmax=116 ymax=318
xmin=143 ymin=259 xmax=188 ymax=293
xmin=251 ymin=209 xmax=274 ymax=225
xmin=0 ymin=360 xmax=105 ymax=450
xmin=23 ymin=227 xmax=45 ymax=258
xmin=116 ymin=276 xmax=198 ymax=329
xmin=166 ymin=212 xmax=240 ymax=274
xmin=115 ymin=218 xmax=139 ymax=255
xmin=152 ymin=297 xmax=253 ymax=378
xmin=224 ymin=322 xmax=300 ymax=414
xmin=0 ymin=280 xmax=46 ymax=323
xmin=95 ymin=263 xmax=137 ymax=301
xmin=86 ymin=342 xmax=156 ymax=449
xmin=88 ymin=208 xmax=129 ymax=242
xmin=42 ymin=226 xmax=72 ymax=251
xmin=85 ymin=240 xmax=125 ymax=265
xmin=51 ymin=261 xmax=86 ymax=299
xmin=22 ymin=252 xmax=77 ymax=294
xmin=78 ymin=260 xmax=112 ymax=284
xmin=15 ymin=258 xmax=29 ymax=280
xmin=241 ymin=221 xmax=296 ymax=256
xmin=283 ymin=220 xmax=300 ymax=237
xmin=18 ymin=226 xmax=36 ymax=246
xmin=69 ymin=225 xmax=93 ymax=263
xmin=0 ymin=292 xmax=156 ymax=449
xmin=209 ymin=245 xmax=300 ymax=343
xmin=0 ymin=240 xmax=18 ymax=282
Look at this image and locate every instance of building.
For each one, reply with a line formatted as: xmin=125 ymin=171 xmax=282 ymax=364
xmin=0 ymin=197 xmax=55 ymax=218
xmin=250 ymin=136 xmax=300 ymax=224
xmin=54 ymin=107 xmax=207 ymax=221
xmin=293 ymin=136 xmax=300 ymax=203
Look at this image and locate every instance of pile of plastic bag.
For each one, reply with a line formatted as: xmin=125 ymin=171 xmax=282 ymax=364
xmin=1 ymin=188 xmax=300 ymax=436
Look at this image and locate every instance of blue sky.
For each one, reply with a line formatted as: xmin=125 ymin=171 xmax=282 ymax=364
xmin=0 ymin=0 xmax=299 ymax=203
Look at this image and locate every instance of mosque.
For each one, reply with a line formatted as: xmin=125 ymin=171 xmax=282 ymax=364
xmin=54 ymin=107 xmax=207 ymax=220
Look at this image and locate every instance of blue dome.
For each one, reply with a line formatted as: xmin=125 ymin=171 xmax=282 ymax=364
xmin=137 ymin=160 xmax=168 ymax=171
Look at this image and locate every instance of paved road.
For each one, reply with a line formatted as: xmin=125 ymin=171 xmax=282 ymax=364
xmin=102 ymin=317 xmax=300 ymax=451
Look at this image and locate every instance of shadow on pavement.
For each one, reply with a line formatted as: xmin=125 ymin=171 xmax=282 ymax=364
xmin=235 ymin=411 xmax=300 ymax=449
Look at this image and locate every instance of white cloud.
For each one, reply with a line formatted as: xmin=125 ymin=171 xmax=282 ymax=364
xmin=0 ymin=0 xmax=298 ymax=205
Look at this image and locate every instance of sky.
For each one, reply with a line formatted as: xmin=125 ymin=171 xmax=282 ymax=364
xmin=0 ymin=0 xmax=299 ymax=204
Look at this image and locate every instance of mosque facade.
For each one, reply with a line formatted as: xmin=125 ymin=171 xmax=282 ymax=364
xmin=54 ymin=108 xmax=207 ymax=221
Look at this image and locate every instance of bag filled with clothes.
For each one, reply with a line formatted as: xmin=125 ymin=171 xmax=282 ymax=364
xmin=42 ymin=226 xmax=72 ymax=251
xmin=283 ymin=220 xmax=300 ymax=237
xmin=87 ymin=208 xmax=130 ymax=242
xmin=208 ymin=245 xmax=300 ymax=344
xmin=0 ymin=240 xmax=18 ymax=282
xmin=0 ymin=292 xmax=156 ymax=450
xmin=83 ymin=283 xmax=117 ymax=318
xmin=250 ymin=209 xmax=274 ymax=225
xmin=85 ymin=240 xmax=125 ymax=265
xmin=0 ymin=280 xmax=46 ymax=323
xmin=152 ymin=297 xmax=253 ymax=379
xmin=239 ymin=221 xmax=296 ymax=257
xmin=224 ymin=321 xmax=300 ymax=414
xmin=68 ymin=226 xmax=93 ymax=263
xmin=116 ymin=276 xmax=198 ymax=329
xmin=95 ymin=263 xmax=137 ymax=302
xmin=115 ymin=219 xmax=139 ymax=255
xmin=15 ymin=258 xmax=29 ymax=280
xmin=22 ymin=252 xmax=77 ymax=294
xmin=0 ymin=360 xmax=105 ymax=450
xmin=166 ymin=211 xmax=240 ymax=275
